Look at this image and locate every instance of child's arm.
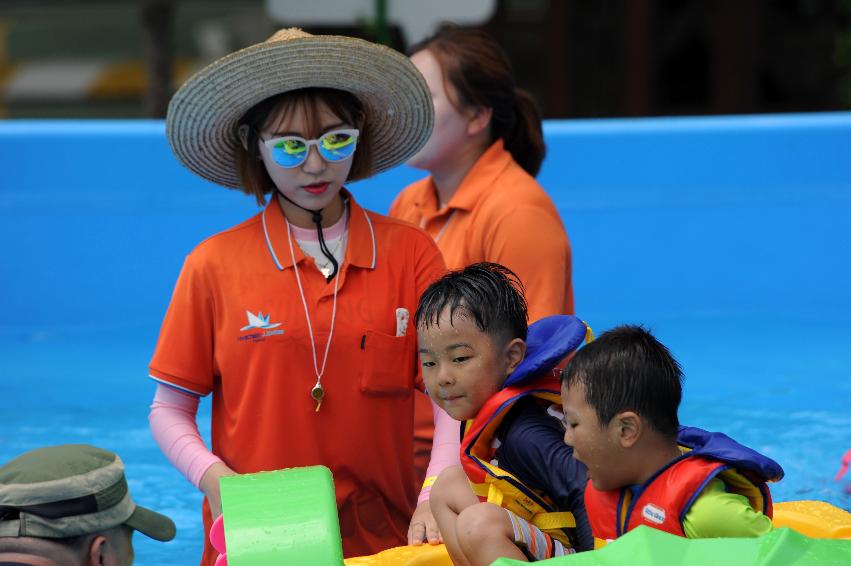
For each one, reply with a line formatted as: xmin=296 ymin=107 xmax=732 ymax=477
xmin=432 ymin=466 xmax=546 ymax=564
xmin=495 ymin=398 xmax=594 ymax=550
xmin=429 ymin=466 xmax=481 ymax=565
xmin=682 ymin=478 xmax=773 ymax=538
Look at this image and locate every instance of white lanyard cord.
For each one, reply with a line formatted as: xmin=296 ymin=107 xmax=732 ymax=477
xmin=285 ymin=215 xmax=343 ymax=393
xmin=420 ymin=210 xmax=457 ymax=243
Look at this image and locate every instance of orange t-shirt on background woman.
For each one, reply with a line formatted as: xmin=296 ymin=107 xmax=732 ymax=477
xmin=391 ymin=139 xmax=572 ymax=320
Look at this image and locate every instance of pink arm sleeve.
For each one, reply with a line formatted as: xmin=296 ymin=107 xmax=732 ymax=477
xmin=148 ymin=383 xmax=223 ymax=488
xmin=418 ymin=399 xmax=460 ymax=503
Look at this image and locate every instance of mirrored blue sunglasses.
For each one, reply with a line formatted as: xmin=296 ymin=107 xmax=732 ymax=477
xmin=262 ymin=128 xmax=360 ymax=168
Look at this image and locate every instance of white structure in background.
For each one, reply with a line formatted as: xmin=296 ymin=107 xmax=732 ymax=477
xmin=0 ymin=2 xmax=496 ymax=107
xmin=4 ymin=60 xmax=104 ymax=101
xmin=265 ymin=0 xmax=496 ymax=44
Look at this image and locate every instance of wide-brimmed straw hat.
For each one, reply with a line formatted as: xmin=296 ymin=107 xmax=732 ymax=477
xmin=166 ymin=28 xmax=434 ymax=189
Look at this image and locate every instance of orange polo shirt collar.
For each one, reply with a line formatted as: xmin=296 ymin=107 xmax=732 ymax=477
xmin=416 ymin=139 xmax=513 ymax=221
xmin=262 ymin=189 xmax=377 ymax=271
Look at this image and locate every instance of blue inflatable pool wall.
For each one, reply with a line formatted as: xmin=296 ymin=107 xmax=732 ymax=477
xmin=2 ymin=114 xmax=849 ymax=330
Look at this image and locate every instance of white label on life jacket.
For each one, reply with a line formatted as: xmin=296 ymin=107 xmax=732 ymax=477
xmin=642 ymin=503 xmax=666 ymax=525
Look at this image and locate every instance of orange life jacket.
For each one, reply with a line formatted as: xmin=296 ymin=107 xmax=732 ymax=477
xmin=584 ymin=427 xmax=782 ymax=541
xmin=460 ymin=376 xmax=579 ymax=547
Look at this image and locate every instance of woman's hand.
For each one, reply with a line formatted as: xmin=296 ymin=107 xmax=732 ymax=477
xmin=407 ymin=499 xmax=442 ymax=545
xmin=200 ymin=462 xmax=237 ymax=519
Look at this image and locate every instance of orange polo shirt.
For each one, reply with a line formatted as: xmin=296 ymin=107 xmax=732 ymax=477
xmin=149 ymin=192 xmax=445 ymax=562
xmin=390 ymin=139 xmax=573 ymax=321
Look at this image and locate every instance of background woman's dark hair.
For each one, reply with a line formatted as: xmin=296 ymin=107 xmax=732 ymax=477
xmin=415 ymin=262 xmax=528 ymax=343
xmin=235 ymin=88 xmax=372 ymax=206
xmin=409 ymin=24 xmax=546 ymax=177
xmin=561 ymin=325 xmax=683 ymax=438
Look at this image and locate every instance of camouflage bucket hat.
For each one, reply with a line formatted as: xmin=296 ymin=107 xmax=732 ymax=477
xmin=0 ymin=444 xmax=175 ymax=541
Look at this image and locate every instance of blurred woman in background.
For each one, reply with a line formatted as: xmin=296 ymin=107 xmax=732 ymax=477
xmin=391 ymin=26 xmax=574 ymax=485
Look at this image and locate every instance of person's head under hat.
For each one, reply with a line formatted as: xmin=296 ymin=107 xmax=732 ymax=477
xmin=0 ymin=444 xmax=175 ymax=566
xmin=166 ymin=27 xmax=433 ymax=282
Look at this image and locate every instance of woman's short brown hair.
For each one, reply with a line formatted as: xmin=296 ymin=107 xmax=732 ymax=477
xmin=409 ymin=25 xmax=545 ymax=177
xmin=235 ymin=88 xmax=373 ymax=206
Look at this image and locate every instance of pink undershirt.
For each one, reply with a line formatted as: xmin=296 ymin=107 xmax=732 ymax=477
xmin=149 ymin=213 xmax=459 ymax=501
xmin=289 ymin=207 xmax=348 ymax=271
xmin=149 ymin=384 xmax=458 ymax=502
xmin=288 ymin=211 xmax=348 ymax=241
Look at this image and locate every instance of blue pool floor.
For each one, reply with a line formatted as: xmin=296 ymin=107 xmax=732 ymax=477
xmin=1 ymin=315 xmax=849 ymax=565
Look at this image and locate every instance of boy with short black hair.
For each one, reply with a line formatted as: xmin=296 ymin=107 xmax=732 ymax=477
xmin=417 ymin=263 xmax=593 ymax=566
xmin=561 ymin=325 xmax=781 ymax=543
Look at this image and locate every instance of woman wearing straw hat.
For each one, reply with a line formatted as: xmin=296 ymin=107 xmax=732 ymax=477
xmin=147 ymin=28 xmax=456 ymax=562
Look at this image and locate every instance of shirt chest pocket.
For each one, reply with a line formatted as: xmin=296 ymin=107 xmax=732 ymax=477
xmin=359 ymin=330 xmax=416 ymax=396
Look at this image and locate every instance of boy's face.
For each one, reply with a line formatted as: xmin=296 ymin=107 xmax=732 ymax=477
xmin=418 ymin=306 xmax=518 ymax=421
xmin=561 ymin=379 xmax=625 ymax=492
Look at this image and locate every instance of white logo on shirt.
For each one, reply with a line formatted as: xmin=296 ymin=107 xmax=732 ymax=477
xmin=642 ymin=503 xmax=666 ymax=525
xmin=240 ymin=311 xmax=282 ymax=331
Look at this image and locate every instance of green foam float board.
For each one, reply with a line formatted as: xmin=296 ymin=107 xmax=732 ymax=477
xmin=220 ymin=465 xmax=344 ymax=566
xmin=490 ymin=526 xmax=851 ymax=565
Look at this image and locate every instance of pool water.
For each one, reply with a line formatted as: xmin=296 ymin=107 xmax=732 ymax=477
xmin=1 ymin=314 xmax=848 ymax=564
xmin=2 ymin=114 xmax=849 ymax=564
